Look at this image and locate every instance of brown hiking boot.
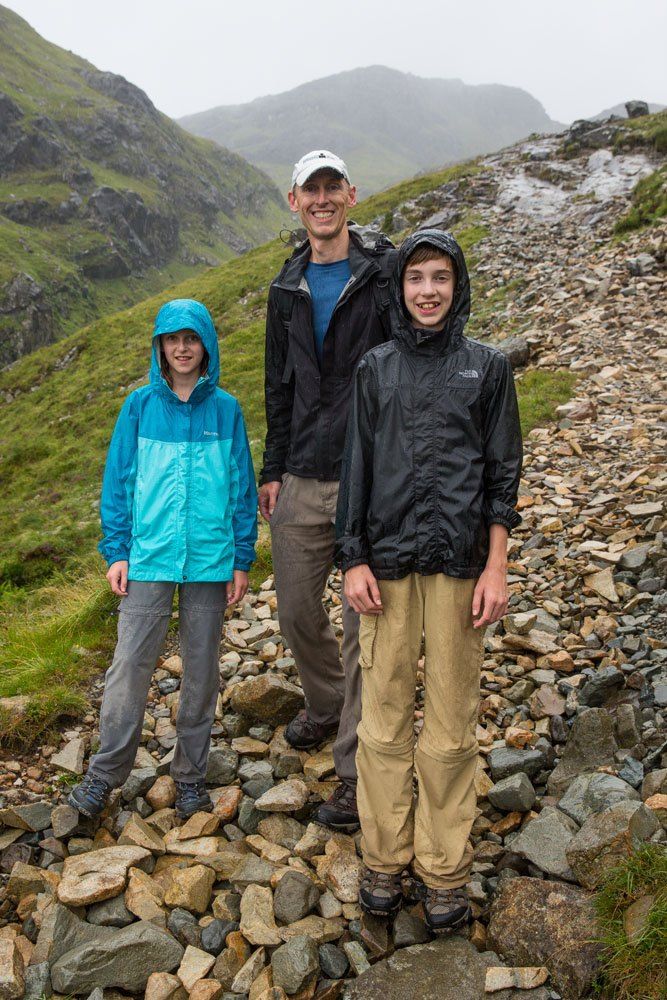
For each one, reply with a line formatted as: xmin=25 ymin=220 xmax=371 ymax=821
xmin=313 ymin=781 xmax=360 ymax=832
xmin=284 ymin=710 xmax=339 ymax=750
xmin=359 ymin=868 xmax=403 ymax=917
xmin=423 ymin=886 xmax=471 ymax=932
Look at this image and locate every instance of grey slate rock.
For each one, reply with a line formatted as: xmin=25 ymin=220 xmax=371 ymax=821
xmin=87 ymin=894 xmax=135 ymax=927
xmin=205 ymin=746 xmax=239 ymax=786
xmin=488 ymin=773 xmax=536 ymax=813
xmin=200 ymin=917 xmax=230 ymax=956
xmin=392 ymin=908 xmax=431 ymax=948
xmin=509 ymin=806 xmax=579 ymax=880
xmin=273 ymin=870 xmax=321 ymax=924
xmin=319 ymin=943 xmax=350 ymax=979
xmin=23 ymin=961 xmax=52 ymax=1000
xmin=271 ymin=934 xmax=319 ymax=994
xmin=557 ymin=772 xmax=639 ymax=826
xmin=120 ymin=767 xmax=156 ymax=803
xmin=548 ymin=708 xmax=618 ymax=795
xmin=617 ymin=756 xmax=644 ymax=788
xmin=50 ymin=920 xmax=184 ymax=994
xmin=578 ymin=667 xmax=624 ymax=707
xmin=167 ymin=907 xmax=201 ymax=948
xmin=488 ymin=746 xmax=546 ymax=781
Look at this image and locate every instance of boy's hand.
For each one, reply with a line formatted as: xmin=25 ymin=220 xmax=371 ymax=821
xmin=227 ymin=570 xmax=249 ymax=606
xmin=344 ymin=564 xmax=383 ymax=615
xmin=107 ymin=560 xmax=128 ymax=596
xmin=472 ymin=564 xmax=508 ymax=629
xmin=259 ymin=481 xmax=281 ymax=521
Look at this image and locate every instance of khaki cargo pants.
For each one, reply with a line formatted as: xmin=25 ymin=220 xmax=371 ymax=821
xmin=357 ymin=573 xmax=482 ymax=888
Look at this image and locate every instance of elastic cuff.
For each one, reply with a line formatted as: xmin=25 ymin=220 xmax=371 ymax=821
xmin=341 ymin=557 xmax=371 ymax=572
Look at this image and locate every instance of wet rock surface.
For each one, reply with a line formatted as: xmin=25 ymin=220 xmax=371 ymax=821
xmin=1 ymin=119 xmax=666 ymax=997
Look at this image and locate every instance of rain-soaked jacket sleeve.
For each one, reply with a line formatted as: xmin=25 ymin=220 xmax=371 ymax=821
xmin=99 ymin=394 xmax=139 ymax=567
xmin=335 ymin=359 xmax=378 ymax=570
xmin=482 ymin=355 xmax=523 ymax=532
xmin=259 ymin=289 xmax=294 ymax=485
xmin=231 ymin=402 xmax=258 ymax=572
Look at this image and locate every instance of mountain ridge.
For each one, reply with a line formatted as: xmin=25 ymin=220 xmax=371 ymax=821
xmin=179 ymin=64 xmax=562 ymax=196
xmin=0 ymin=3 xmax=288 ymax=366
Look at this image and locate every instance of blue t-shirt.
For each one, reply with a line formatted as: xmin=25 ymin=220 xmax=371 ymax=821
xmin=305 ymin=258 xmax=352 ymax=363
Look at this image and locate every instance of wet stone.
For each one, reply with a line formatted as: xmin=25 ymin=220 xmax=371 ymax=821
xmin=319 ymin=943 xmax=350 ymax=980
xmin=273 ymin=870 xmax=321 ymax=924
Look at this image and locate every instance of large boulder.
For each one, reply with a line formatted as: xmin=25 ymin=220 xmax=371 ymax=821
xmin=566 ymin=801 xmax=661 ymax=888
xmin=50 ymin=920 xmax=183 ymax=994
xmin=57 ymin=845 xmax=152 ymax=906
xmin=557 ymin=772 xmax=639 ymax=826
xmin=487 ymin=877 xmax=602 ymax=999
xmin=508 ymin=807 xmax=579 ymax=879
xmin=342 ymin=937 xmax=550 ymax=1000
xmin=547 ymin=709 xmax=617 ymax=796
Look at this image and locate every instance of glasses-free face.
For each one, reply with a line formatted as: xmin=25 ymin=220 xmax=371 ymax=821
xmin=288 ymin=169 xmax=357 ymax=243
xmin=160 ymin=329 xmax=205 ymax=378
xmin=402 ymin=256 xmax=456 ymax=331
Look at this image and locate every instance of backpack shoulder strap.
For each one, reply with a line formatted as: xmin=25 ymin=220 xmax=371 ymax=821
xmin=371 ymin=244 xmax=397 ymax=333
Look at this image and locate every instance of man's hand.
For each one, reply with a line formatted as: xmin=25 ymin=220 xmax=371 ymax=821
xmin=344 ymin=564 xmax=383 ymax=615
xmin=472 ymin=564 xmax=508 ymax=629
xmin=107 ymin=560 xmax=128 ymax=597
xmin=227 ymin=570 xmax=249 ymax=606
xmin=258 ymin=481 xmax=281 ymax=522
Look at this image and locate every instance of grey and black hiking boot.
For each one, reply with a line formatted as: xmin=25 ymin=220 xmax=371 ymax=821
xmin=423 ymin=886 xmax=471 ymax=932
xmin=174 ymin=780 xmax=213 ymax=819
xmin=359 ymin=868 xmax=403 ymax=917
xmin=284 ymin=710 xmax=339 ymax=750
xmin=313 ymin=781 xmax=359 ymax=832
xmin=68 ymin=773 xmax=112 ymax=818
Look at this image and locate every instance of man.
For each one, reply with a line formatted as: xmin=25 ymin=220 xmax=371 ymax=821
xmin=259 ymin=150 xmax=395 ymax=830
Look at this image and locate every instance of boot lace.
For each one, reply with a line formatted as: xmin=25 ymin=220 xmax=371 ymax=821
xmin=78 ymin=773 xmax=111 ymax=807
xmin=175 ymin=780 xmax=207 ymax=807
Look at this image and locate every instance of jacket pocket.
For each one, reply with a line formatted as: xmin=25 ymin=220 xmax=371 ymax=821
xmin=359 ymin=614 xmax=379 ymax=669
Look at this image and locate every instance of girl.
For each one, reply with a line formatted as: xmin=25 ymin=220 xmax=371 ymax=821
xmin=69 ymin=298 xmax=257 ymax=819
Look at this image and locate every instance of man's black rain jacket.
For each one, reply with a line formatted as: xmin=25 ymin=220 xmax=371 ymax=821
xmin=259 ymin=224 xmax=396 ymax=485
xmin=335 ymin=229 xmax=523 ymax=580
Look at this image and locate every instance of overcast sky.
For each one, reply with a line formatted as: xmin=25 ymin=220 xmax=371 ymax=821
xmin=6 ymin=0 xmax=666 ymax=123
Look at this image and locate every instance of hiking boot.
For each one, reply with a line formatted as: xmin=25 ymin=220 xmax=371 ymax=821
xmin=401 ymin=869 xmax=425 ymax=905
xmin=284 ymin=710 xmax=339 ymax=751
xmin=313 ymin=781 xmax=360 ymax=832
xmin=68 ymin=773 xmax=112 ymax=818
xmin=174 ymin=780 xmax=213 ymax=819
xmin=423 ymin=886 xmax=471 ymax=932
xmin=359 ymin=868 xmax=403 ymax=917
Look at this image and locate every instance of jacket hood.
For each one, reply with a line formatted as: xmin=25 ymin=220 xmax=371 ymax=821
xmin=391 ymin=229 xmax=471 ymax=351
xmin=150 ymin=298 xmax=220 ymax=393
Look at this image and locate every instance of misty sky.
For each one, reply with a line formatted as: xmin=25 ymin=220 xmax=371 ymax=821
xmin=6 ymin=0 xmax=666 ymax=124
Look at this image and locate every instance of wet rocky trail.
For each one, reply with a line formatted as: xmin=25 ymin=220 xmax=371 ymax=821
xmin=0 ymin=122 xmax=665 ymax=1000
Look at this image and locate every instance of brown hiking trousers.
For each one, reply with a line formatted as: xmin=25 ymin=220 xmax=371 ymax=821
xmin=270 ymin=473 xmax=360 ymax=784
xmin=356 ymin=573 xmax=482 ymax=888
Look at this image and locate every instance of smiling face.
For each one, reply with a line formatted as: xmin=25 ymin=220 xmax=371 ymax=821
xmin=288 ymin=168 xmax=357 ymax=243
xmin=160 ymin=329 xmax=205 ymax=380
xmin=402 ymin=252 xmax=456 ymax=331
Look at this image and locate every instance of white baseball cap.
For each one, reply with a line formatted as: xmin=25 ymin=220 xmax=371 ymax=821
xmin=291 ymin=149 xmax=350 ymax=189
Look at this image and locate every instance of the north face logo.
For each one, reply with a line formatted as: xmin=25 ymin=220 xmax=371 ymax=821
xmin=457 ymin=369 xmax=479 ymax=379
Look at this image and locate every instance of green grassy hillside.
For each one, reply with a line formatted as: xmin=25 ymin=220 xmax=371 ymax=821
xmin=0 ymin=4 xmax=287 ymax=365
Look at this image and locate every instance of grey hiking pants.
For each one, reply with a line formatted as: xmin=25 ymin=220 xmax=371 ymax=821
xmin=89 ymin=581 xmax=226 ymax=787
xmin=270 ymin=473 xmax=360 ymax=785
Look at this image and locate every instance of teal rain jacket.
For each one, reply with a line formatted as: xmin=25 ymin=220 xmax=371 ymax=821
xmin=99 ymin=299 xmax=257 ymax=582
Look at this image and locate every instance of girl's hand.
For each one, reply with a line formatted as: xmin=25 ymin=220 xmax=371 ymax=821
xmin=227 ymin=570 xmax=249 ymax=606
xmin=107 ymin=560 xmax=129 ymax=596
xmin=472 ymin=564 xmax=508 ymax=628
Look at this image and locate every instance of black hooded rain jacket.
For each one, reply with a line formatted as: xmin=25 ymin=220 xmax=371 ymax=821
xmin=335 ymin=229 xmax=523 ymax=580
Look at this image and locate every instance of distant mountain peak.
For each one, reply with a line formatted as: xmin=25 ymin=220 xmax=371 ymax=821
xmin=179 ymin=66 xmax=561 ymax=196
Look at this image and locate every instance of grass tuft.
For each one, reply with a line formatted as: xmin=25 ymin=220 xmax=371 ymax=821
xmin=594 ymin=845 xmax=667 ymax=1000
xmin=515 ymin=369 xmax=578 ymax=435
xmin=614 ymin=167 xmax=667 ymax=236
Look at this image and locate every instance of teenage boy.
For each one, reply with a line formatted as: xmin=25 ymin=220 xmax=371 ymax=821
xmin=336 ymin=229 xmax=523 ymax=930
xmin=259 ymin=150 xmax=396 ymax=831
